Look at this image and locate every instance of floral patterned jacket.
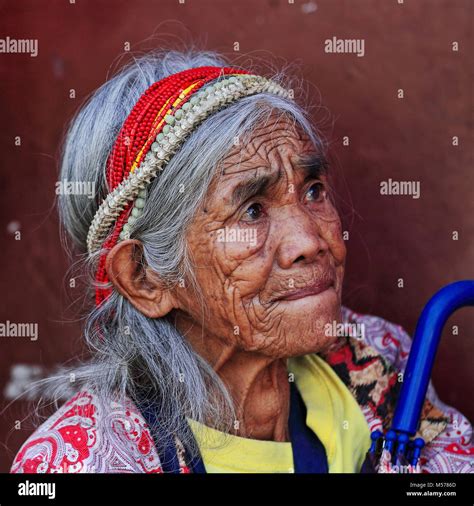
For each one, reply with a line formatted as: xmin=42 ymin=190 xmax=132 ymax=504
xmin=10 ymin=307 xmax=473 ymax=473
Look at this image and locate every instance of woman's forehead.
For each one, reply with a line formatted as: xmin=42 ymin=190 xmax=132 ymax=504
xmin=220 ymin=123 xmax=316 ymax=176
xmin=206 ymin=147 xmax=326 ymax=213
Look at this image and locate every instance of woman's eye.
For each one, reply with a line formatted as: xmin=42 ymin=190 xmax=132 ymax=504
xmin=306 ymin=182 xmax=326 ymax=202
xmin=243 ymin=202 xmax=263 ymax=221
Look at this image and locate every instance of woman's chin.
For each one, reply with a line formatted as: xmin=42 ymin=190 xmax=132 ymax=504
xmin=278 ymin=292 xmax=342 ymax=357
xmin=287 ymin=333 xmax=339 ymax=358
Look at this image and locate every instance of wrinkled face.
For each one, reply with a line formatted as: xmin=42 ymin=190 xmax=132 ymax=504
xmin=176 ymin=115 xmax=346 ymax=358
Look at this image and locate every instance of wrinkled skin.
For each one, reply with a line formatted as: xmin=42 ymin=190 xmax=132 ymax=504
xmin=107 ymin=115 xmax=346 ymax=441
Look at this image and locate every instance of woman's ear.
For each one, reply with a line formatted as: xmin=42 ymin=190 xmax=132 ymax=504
xmin=105 ymin=239 xmax=178 ymax=318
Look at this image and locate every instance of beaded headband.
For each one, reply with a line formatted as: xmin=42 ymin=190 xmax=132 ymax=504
xmin=89 ymin=66 xmax=290 ymax=305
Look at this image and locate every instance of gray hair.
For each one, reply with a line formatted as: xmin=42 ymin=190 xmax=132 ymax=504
xmin=52 ymin=48 xmax=326 ymax=460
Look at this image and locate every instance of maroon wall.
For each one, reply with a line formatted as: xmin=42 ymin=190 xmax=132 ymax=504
xmin=0 ymin=0 xmax=472 ymax=472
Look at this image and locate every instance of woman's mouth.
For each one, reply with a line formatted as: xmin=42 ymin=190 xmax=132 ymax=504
xmin=273 ymin=276 xmax=335 ymax=301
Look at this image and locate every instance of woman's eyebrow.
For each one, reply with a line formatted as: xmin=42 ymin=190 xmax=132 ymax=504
xmin=292 ymin=153 xmax=329 ymax=179
xmin=229 ymin=154 xmax=328 ymax=208
xmin=230 ymin=168 xmax=281 ymax=207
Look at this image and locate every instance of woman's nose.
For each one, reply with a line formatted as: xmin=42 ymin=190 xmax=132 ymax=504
xmin=275 ymin=208 xmax=329 ymax=270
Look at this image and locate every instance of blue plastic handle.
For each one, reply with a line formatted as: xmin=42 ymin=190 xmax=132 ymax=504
xmin=391 ymin=280 xmax=474 ymax=436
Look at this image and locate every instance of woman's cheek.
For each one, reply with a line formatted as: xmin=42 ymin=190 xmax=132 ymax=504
xmin=318 ymin=212 xmax=346 ymax=264
xmin=333 ymin=222 xmax=347 ymax=264
xmin=216 ymin=220 xmax=269 ymax=262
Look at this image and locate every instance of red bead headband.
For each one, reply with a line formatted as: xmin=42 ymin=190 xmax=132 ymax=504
xmin=89 ymin=66 xmax=290 ymax=306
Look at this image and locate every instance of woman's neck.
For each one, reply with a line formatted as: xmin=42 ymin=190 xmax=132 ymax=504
xmin=213 ymin=347 xmax=291 ymax=441
xmin=175 ymin=314 xmax=291 ymax=442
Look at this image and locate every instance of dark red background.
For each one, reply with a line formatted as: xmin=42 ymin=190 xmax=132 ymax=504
xmin=0 ymin=0 xmax=472 ymax=472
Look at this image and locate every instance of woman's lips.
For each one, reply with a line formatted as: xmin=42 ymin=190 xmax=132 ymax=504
xmin=274 ymin=277 xmax=334 ymax=301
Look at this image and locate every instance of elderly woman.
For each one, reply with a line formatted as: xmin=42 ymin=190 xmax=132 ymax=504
xmin=11 ymin=50 xmax=472 ymax=474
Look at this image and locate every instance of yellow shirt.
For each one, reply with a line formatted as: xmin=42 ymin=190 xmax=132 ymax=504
xmin=188 ymin=353 xmax=371 ymax=473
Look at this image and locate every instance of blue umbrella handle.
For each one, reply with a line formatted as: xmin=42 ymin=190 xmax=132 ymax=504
xmin=391 ymin=280 xmax=474 ymax=436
